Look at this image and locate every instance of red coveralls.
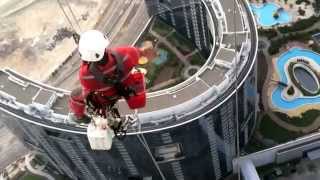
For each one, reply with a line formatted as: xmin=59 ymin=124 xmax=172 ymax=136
xmin=69 ymin=46 xmax=141 ymax=119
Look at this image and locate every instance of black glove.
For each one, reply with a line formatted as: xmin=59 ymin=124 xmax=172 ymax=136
xmin=77 ymin=114 xmax=91 ymax=124
xmin=69 ymin=114 xmax=91 ymax=124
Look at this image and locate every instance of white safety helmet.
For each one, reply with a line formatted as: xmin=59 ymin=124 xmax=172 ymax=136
xmin=78 ymin=30 xmax=110 ymax=62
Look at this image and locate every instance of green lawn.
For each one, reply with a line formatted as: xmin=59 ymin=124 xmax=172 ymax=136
xmin=20 ymin=174 xmax=44 ymax=180
xmin=244 ymin=138 xmax=268 ymax=153
xmin=268 ymin=28 xmax=320 ymax=55
xmin=188 ymin=52 xmax=206 ymax=66
xmin=275 ymin=110 xmax=320 ymax=127
xmin=258 ymin=28 xmax=278 ymax=39
xmin=259 ymin=114 xmax=299 ymax=143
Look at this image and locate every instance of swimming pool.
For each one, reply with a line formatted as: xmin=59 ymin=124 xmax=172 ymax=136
xmin=153 ymin=49 xmax=168 ymax=65
xmin=272 ymin=48 xmax=320 ymax=110
xmin=250 ymin=3 xmax=292 ymax=27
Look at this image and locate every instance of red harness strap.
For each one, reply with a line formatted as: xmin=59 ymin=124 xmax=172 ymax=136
xmin=89 ymin=50 xmax=136 ymax=99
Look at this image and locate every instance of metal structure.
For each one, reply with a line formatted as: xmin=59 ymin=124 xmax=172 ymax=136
xmin=0 ymin=0 xmax=258 ymax=179
xmin=234 ymin=126 xmax=320 ymax=180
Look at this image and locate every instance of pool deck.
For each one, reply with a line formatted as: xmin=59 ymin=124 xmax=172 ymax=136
xmin=265 ymin=50 xmax=320 ymax=118
xmin=251 ymin=2 xmax=292 ymax=27
xmin=261 ymin=49 xmax=320 ymax=134
xmin=251 ymin=0 xmax=315 ymax=27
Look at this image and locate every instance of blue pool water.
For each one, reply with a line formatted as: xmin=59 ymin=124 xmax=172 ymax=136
xmin=250 ymin=3 xmax=292 ymax=27
xmin=153 ymin=49 xmax=168 ymax=65
xmin=272 ymin=48 xmax=320 ymax=110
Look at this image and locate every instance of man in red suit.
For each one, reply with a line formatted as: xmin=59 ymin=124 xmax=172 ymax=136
xmin=69 ymin=30 xmax=154 ymax=124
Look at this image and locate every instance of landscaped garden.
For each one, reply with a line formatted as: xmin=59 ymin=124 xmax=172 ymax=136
xmin=136 ymin=17 xmax=205 ymax=91
xmin=259 ymin=114 xmax=300 ymax=143
xmin=138 ymin=43 xmax=184 ymax=89
xmin=245 ymin=0 xmax=320 ymax=154
xmin=275 ymin=109 xmax=320 ymax=127
xmin=257 ymin=14 xmax=320 ymax=55
xmin=188 ymin=52 xmax=206 ymax=66
xmin=167 ymin=32 xmax=194 ymax=55
xmin=20 ymin=173 xmax=44 ymax=180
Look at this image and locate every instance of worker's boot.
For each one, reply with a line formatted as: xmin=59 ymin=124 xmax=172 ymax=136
xmin=68 ymin=113 xmax=91 ymax=124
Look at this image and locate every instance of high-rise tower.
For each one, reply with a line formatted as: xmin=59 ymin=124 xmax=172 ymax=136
xmin=0 ymin=0 xmax=258 ymax=179
xmin=145 ymin=0 xmax=213 ymax=56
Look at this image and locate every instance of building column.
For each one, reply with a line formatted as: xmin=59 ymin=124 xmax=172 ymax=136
xmin=239 ymin=159 xmax=260 ymax=180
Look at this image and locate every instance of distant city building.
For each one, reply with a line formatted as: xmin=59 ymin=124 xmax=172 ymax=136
xmin=0 ymin=0 xmax=258 ymax=179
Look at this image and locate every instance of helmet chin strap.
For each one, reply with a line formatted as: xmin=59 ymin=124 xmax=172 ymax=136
xmin=73 ymin=33 xmax=80 ymax=44
xmin=96 ymin=52 xmax=109 ymax=66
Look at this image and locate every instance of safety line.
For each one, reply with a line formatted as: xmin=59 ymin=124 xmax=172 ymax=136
xmin=233 ymin=0 xmax=241 ymax=180
xmin=136 ymin=109 xmax=166 ymax=180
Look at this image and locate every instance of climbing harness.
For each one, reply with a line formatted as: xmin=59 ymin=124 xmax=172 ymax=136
xmin=89 ymin=50 xmax=137 ymax=99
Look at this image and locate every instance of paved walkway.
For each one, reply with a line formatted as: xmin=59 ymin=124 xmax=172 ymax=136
xmin=185 ymin=49 xmax=199 ymax=59
xmin=260 ymin=38 xmax=273 ymax=113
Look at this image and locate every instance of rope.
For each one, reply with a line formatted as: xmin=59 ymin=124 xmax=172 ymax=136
xmin=56 ymin=0 xmax=81 ymax=43
xmin=135 ymin=112 xmax=166 ymax=180
xmin=232 ymin=0 xmax=241 ymax=180
xmin=137 ymin=134 xmax=166 ymax=180
xmin=64 ymin=0 xmax=82 ymax=32
xmin=56 ymin=0 xmax=77 ymax=32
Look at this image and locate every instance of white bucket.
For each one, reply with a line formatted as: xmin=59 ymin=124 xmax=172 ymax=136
xmin=87 ymin=116 xmax=115 ymax=150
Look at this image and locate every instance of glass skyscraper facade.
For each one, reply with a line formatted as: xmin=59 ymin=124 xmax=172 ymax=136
xmin=145 ymin=0 xmax=213 ymax=56
xmin=2 ymin=74 xmax=257 ymax=179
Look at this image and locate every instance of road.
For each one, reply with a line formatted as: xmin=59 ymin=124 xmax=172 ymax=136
xmin=45 ymin=0 xmax=151 ymax=90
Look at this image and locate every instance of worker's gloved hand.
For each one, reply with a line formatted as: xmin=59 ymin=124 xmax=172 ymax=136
xmin=69 ymin=114 xmax=91 ymax=124
xmin=77 ymin=114 xmax=91 ymax=124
